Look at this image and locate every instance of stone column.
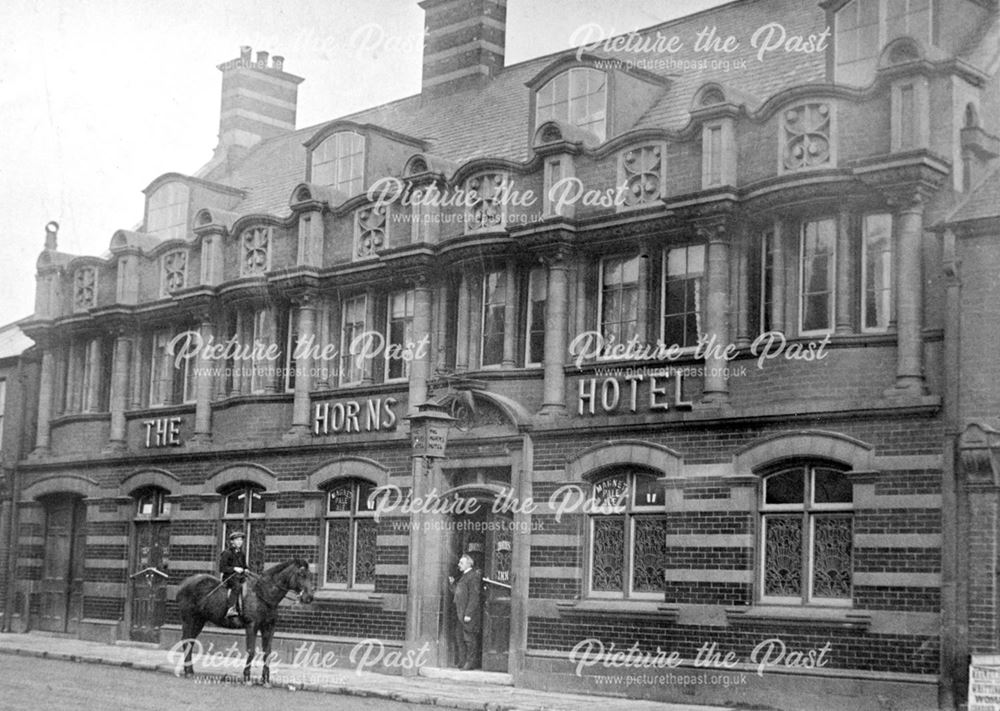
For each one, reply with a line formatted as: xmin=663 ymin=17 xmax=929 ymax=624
xmin=701 ymin=227 xmax=730 ymax=404
xmin=286 ymin=296 xmax=316 ymax=440
xmin=192 ymin=315 xmax=216 ymax=444
xmin=540 ymin=251 xmax=569 ymax=416
xmin=31 ymin=348 xmax=55 ymax=456
xmin=502 ymin=262 xmax=517 ymax=368
xmin=410 ymin=281 xmax=432 ymax=411
xmin=85 ymin=338 xmax=101 ymax=412
xmin=636 ymin=247 xmax=650 ymax=343
xmin=835 ymin=208 xmax=853 ymax=335
xmin=770 ymin=218 xmax=786 ymax=333
xmin=735 ymin=238 xmax=751 ymax=348
xmin=455 ymin=275 xmax=470 ymax=371
xmin=264 ymin=306 xmax=282 ymax=393
xmin=891 ymin=193 xmax=926 ymax=395
xmin=106 ymin=334 xmax=131 ymax=451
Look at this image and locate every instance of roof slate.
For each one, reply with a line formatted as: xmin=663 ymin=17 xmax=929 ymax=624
xmin=206 ymin=0 xmax=829 ymax=217
xmin=946 ymin=167 xmax=1000 ymax=224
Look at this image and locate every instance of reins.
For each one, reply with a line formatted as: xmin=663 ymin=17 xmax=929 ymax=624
xmin=200 ymin=564 xmax=304 ymax=607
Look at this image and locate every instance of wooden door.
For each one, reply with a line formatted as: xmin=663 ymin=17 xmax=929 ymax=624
xmin=130 ymin=521 xmax=170 ymax=642
xmin=481 ymin=514 xmax=512 ymax=673
xmin=39 ymin=497 xmax=86 ymax=633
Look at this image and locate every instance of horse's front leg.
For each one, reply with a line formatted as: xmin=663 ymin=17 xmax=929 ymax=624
xmin=261 ymin=621 xmax=275 ymax=687
xmin=244 ymin=624 xmax=256 ymax=684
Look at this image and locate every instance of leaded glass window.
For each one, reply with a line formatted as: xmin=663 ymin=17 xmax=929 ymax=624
xmin=222 ymin=483 xmax=266 ymax=574
xmin=324 ymin=479 xmax=377 ymax=589
xmin=781 ymin=103 xmax=833 ymax=172
xmin=760 ymin=464 xmax=853 ymax=604
xmin=620 ymin=144 xmax=665 ymax=209
xmin=588 ymin=469 xmax=665 ymax=599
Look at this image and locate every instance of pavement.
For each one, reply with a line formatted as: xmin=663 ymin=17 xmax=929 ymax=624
xmin=0 ymin=632 xmax=731 ymax=711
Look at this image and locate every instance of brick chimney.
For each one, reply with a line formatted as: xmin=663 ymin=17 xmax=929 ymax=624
xmin=419 ymin=0 xmax=507 ymax=98
xmin=215 ymin=46 xmax=304 ymax=151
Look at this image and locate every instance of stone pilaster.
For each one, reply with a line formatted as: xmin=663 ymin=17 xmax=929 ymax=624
xmin=889 ymin=192 xmax=927 ymax=395
xmin=106 ymin=334 xmax=131 ymax=451
xmin=835 ymin=208 xmax=853 ymax=335
xmin=285 ymin=296 xmax=316 ymax=440
xmin=410 ymin=281 xmax=432 ymax=411
xmin=539 ymin=250 xmax=569 ymax=417
xmin=192 ymin=315 xmax=217 ymax=444
xmin=31 ymin=347 xmax=55 ymax=457
xmin=502 ymin=261 xmax=517 ymax=368
xmin=700 ymin=224 xmax=730 ymax=404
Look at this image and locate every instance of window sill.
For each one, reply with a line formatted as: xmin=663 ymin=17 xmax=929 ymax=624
xmin=557 ymin=599 xmax=679 ymax=622
xmin=312 ymin=589 xmax=383 ymax=605
xmin=725 ymin=605 xmax=871 ymax=630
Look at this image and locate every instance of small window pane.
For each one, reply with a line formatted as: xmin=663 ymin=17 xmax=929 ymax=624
xmin=765 ymin=469 xmax=804 ymax=505
xmin=225 ymin=491 xmax=245 ymax=516
xmin=249 ymin=489 xmax=265 ymax=514
xmin=812 ymin=515 xmax=852 ymax=598
xmin=632 ymin=476 xmax=662 ymax=507
xmin=813 ymin=469 xmax=852 ymax=504
xmin=357 ymin=480 xmax=376 ymax=512
xmin=328 ymin=483 xmax=353 ymax=513
xmin=763 ymin=515 xmax=803 ymax=596
xmin=593 ymin=475 xmax=629 ymax=509
xmin=631 ymin=517 xmax=666 ymax=592
xmin=591 ymin=517 xmax=625 ymax=592
xmin=353 ymin=519 xmax=377 ymax=585
xmin=326 ymin=519 xmax=350 ymax=585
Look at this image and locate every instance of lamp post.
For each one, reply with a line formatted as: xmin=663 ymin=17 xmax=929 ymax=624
xmin=403 ymin=397 xmax=455 ymax=672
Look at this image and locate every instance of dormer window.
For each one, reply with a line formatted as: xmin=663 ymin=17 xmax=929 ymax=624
xmin=536 ymin=68 xmax=607 ymax=142
xmin=146 ymin=182 xmax=190 ymax=241
xmin=312 ymin=131 xmax=365 ymax=195
xmin=835 ymin=0 xmax=933 ymax=87
xmin=161 ymin=249 xmax=187 ymax=296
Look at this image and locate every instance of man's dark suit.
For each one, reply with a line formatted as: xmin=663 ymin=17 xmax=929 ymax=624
xmin=451 ymin=567 xmax=483 ymax=669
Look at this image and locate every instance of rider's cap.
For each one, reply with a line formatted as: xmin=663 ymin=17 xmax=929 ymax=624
xmin=228 ymin=531 xmax=246 ymax=541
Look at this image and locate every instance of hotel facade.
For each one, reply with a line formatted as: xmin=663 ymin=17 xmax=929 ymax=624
xmin=4 ymin=1 xmax=1000 ymax=709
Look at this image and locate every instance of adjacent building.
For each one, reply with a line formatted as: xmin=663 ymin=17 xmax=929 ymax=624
xmin=5 ymin=1 xmax=1000 ymax=709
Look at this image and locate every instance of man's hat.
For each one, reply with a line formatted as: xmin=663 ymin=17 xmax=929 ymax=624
xmin=228 ymin=531 xmax=246 ymax=541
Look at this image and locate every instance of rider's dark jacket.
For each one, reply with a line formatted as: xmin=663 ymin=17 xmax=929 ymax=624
xmin=219 ymin=547 xmax=247 ymax=588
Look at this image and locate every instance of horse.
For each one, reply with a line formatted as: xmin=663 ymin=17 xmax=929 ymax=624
xmin=175 ymin=557 xmax=314 ymax=684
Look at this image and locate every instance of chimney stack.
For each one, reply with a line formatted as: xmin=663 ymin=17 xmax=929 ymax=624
xmin=215 ymin=46 xmax=304 ymax=152
xmin=419 ymin=0 xmax=507 ymax=98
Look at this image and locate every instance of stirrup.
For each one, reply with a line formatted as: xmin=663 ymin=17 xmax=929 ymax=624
xmin=226 ymin=606 xmax=239 ymax=618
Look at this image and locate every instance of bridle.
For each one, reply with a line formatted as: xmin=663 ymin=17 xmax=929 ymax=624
xmin=249 ymin=564 xmax=310 ymax=605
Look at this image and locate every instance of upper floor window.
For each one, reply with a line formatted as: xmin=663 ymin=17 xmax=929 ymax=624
xmin=799 ymin=218 xmax=836 ymax=334
xmin=324 ymin=479 xmax=377 ymax=590
xmin=525 ymin=265 xmax=547 ymax=366
xmin=386 ymin=290 xmax=414 ymax=381
xmin=355 ymin=205 xmax=388 ymax=260
xmin=241 ymin=227 xmax=271 ymax=277
xmin=312 ymin=131 xmax=365 ymax=195
xmin=222 ymin=483 xmax=266 ymax=573
xmin=340 ymin=295 xmax=368 ymax=386
xmin=543 ymin=157 xmax=569 ymax=217
xmin=149 ymin=329 xmax=195 ymax=406
xmin=283 ymin=306 xmax=299 ymax=393
xmin=481 ymin=268 xmax=508 ymax=368
xmin=161 ymin=249 xmax=188 ymax=296
xmin=781 ymin=103 xmax=834 ymax=173
xmin=759 ymin=231 xmax=776 ymax=334
xmin=588 ymin=469 xmax=665 ymax=599
xmin=835 ymin=0 xmax=933 ymax=87
xmin=760 ymin=464 xmax=853 ymax=605
xmin=662 ymin=245 xmax=705 ymax=350
xmin=536 ymin=68 xmax=607 ymax=142
xmin=619 ymin=144 xmax=665 ymax=210
xmin=466 ymin=173 xmax=509 ymax=232
xmin=147 ymin=182 xmax=190 ymax=241
xmin=600 ymin=256 xmax=639 ymax=346
xmin=73 ymin=267 xmax=98 ymax=312
xmin=861 ymin=213 xmax=893 ymax=332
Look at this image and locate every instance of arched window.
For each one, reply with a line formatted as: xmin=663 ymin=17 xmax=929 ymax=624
xmin=146 ymin=182 xmax=190 ymax=241
xmin=135 ymin=486 xmax=171 ymax=518
xmin=221 ymin=483 xmax=266 ymax=573
xmin=759 ymin=464 xmax=853 ymax=605
xmin=536 ymin=68 xmax=607 ymax=142
xmin=323 ymin=478 xmax=378 ymax=589
xmin=312 ymin=131 xmax=365 ymax=195
xmin=588 ymin=468 xmax=665 ymax=599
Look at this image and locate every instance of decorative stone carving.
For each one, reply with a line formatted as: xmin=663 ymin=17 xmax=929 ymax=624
xmin=355 ymin=205 xmax=387 ymax=260
xmin=241 ymin=227 xmax=270 ymax=276
xmin=467 ymin=173 xmax=507 ymax=230
xmin=782 ymin=103 xmax=832 ymax=171
xmin=73 ymin=267 xmax=97 ymax=311
xmin=162 ymin=250 xmax=187 ymax=294
xmin=621 ymin=145 xmax=663 ymax=207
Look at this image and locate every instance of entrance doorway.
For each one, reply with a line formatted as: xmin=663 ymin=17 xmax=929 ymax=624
xmin=130 ymin=521 xmax=170 ymax=642
xmin=450 ymin=505 xmax=512 ymax=673
xmin=38 ymin=495 xmax=86 ymax=633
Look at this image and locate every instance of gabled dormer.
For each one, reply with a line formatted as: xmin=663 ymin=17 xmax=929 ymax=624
xmin=303 ymin=121 xmax=428 ymax=204
xmin=525 ymin=53 xmax=669 ymax=147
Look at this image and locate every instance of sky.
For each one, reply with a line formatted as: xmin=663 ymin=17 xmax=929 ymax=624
xmin=0 ymin=0 xmax=732 ymax=326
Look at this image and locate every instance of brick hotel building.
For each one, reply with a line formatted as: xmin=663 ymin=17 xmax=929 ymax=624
xmin=3 ymin=0 xmax=1000 ymax=708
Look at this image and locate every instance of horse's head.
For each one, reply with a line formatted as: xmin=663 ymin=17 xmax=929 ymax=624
xmin=289 ymin=558 xmax=315 ymax=604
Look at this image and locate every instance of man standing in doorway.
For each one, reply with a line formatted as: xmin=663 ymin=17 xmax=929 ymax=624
xmin=220 ymin=531 xmax=247 ymax=619
xmin=449 ymin=553 xmax=483 ymax=670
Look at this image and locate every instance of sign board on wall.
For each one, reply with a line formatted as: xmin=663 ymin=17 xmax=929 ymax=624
xmin=970 ymin=656 xmax=1000 ymax=711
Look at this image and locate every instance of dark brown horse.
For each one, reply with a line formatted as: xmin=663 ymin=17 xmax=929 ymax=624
xmin=176 ymin=558 xmax=314 ymax=684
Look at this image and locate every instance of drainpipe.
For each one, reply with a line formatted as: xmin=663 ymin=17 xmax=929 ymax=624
xmin=938 ymin=228 xmax=961 ymax=710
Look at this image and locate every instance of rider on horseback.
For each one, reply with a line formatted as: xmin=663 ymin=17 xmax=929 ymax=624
xmin=220 ymin=531 xmax=247 ymax=619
